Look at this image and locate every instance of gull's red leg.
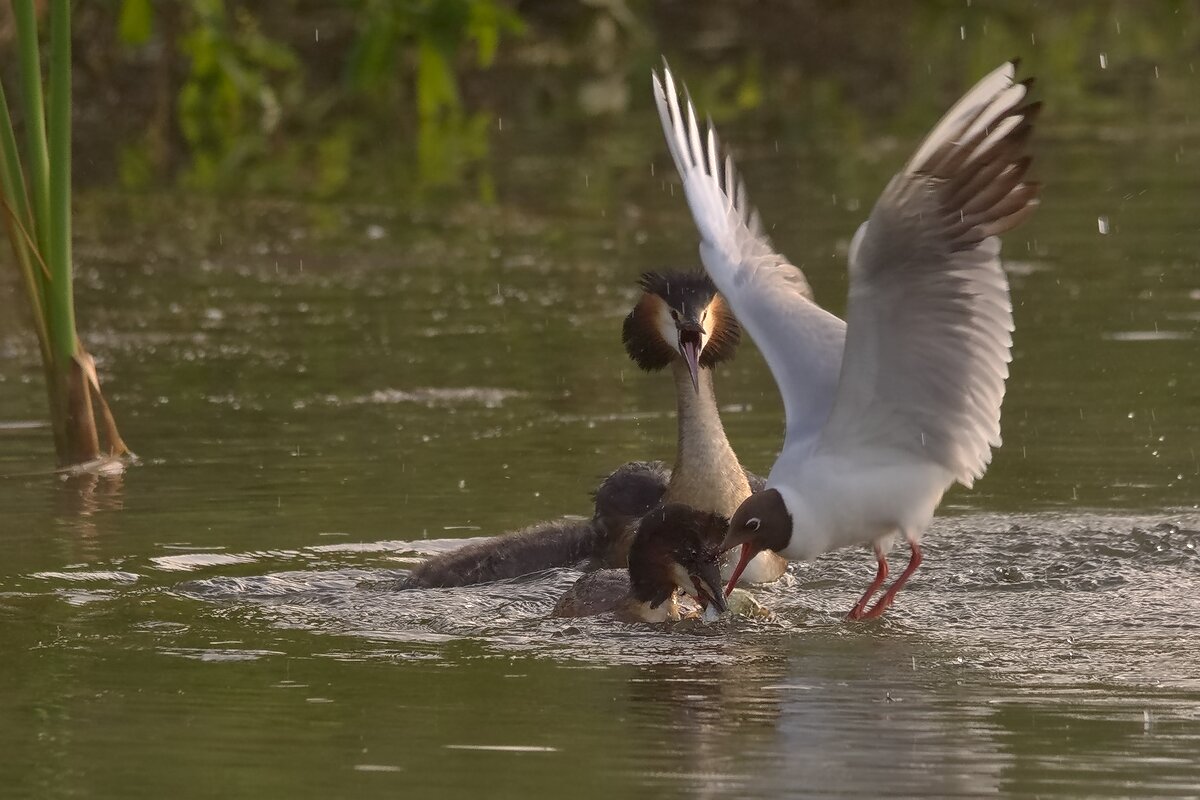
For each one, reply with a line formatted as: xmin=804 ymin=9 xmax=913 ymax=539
xmin=846 ymin=545 xmax=889 ymax=620
xmin=860 ymin=540 xmax=923 ymax=620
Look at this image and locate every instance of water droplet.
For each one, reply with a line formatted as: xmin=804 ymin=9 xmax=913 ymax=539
xmin=1099 ymin=53 xmax=1108 ymax=69
xmin=1097 ymin=216 xmax=1110 ymax=235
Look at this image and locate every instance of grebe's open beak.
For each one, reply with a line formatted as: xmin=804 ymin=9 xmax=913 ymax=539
xmin=677 ymin=324 xmax=703 ymax=393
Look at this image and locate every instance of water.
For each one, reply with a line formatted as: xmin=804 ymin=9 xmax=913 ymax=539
xmin=3 ymin=30 xmax=1200 ymax=799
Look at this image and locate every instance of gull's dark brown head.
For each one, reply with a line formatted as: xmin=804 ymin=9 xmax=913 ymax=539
xmin=628 ymin=503 xmax=728 ymax=614
xmin=721 ymin=489 xmax=793 ymax=596
xmin=622 ymin=271 xmax=740 ymax=392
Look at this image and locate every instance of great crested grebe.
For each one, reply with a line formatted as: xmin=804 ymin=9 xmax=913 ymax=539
xmin=553 ymin=503 xmax=727 ymax=622
xmin=595 ymin=270 xmax=786 ymax=584
xmin=654 ymin=61 xmax=1039 ymax=619
xmin=400 ymin=270 xmax=786 ymax=590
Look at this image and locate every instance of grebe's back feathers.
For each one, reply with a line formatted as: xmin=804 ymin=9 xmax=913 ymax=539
xmin=552 ymin=569 xmax=633 ymax=618
xmin=398 ymin=517 xmax=598 ymax=589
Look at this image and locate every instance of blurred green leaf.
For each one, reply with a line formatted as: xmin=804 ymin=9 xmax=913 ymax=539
xmin=416 ymin=39 xmax=459 ymax=119
xmin=469 ymin=1 xmax=525 ymax=67
xmin=118 ymin=0 xmax=154 ymax=46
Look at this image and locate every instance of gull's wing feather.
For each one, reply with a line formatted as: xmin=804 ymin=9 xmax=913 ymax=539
xmin=653 ymin=64 xmax=846 ymax=455
xmin=815 ymin=62 xmax=1039 ymax=487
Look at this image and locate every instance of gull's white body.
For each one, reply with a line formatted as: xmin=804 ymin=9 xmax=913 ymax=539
xmin=769 ymin=456 xmax=951 ymax=561
xmin=653 ymin=61 xmax=1037 ymax=592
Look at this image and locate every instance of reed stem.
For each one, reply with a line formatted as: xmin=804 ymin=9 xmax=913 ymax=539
xmin=0 ymin=0 xmax=127 ymax=467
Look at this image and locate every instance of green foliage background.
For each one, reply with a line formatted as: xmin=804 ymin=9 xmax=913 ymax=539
xmin=17 ymin=0 xmax=1195 ymax=203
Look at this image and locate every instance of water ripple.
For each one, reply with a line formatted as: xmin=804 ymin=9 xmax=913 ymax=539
xmin=46 ymin=510 xmax=1197 ymax=683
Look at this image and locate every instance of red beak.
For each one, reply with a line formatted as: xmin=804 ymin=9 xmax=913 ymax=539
xmin=724 ymin=543 xmax=760 ymax=597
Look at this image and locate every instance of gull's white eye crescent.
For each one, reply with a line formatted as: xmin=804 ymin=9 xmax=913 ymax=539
xmin=746 ymin=517 xmax=761 ymax=532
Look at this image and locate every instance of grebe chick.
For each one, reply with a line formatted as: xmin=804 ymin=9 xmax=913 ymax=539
xmin=553 ymin=504 xmax=728 ymax=622
xmin=597 ymin=270 xmax=787 ymax=584
xmin=591 ymin=460 xmax=672 ymax=549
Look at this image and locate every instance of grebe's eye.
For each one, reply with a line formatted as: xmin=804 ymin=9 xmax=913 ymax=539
xmin=746 ymin=517 xmax=761 ymax=532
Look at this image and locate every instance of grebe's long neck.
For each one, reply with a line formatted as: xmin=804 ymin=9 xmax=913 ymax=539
xmin=664 ymin=362 xmax=751 ymax=516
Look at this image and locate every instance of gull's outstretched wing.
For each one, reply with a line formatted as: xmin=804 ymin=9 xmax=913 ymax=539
xmin=653 ymin=64 xmax=846 ymax=456
xmin=815 ymin=61 xmax=1040 ymax=487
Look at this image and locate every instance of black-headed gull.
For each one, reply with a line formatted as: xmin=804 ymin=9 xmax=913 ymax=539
xmin=653 ymin=61 xmax=1039 ymax=619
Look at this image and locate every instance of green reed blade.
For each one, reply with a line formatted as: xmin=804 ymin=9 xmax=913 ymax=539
xmin=0 ymin=82 xmax=34 ymax=239
xmin=47 ymin=0 xmax=76 ymax=365
xmin=0 ymin=55 xmax=50 ymax=360
xmin=12 ymin=0 xmax=50 ymax=257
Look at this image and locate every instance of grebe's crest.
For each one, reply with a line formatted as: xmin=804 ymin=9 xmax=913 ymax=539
xmin=622 ymin=270 xmax=740 ymax=372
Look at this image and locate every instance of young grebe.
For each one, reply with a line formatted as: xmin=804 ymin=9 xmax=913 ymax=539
xmin=553 ymin=504 xmax=727 ymax=622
